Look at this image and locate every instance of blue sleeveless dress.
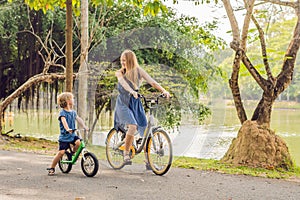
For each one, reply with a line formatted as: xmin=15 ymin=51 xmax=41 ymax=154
xmin=114 ymin=77 xmax=147 ymax=137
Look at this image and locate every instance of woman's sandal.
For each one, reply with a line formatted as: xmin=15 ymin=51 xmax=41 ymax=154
xmin=47 ymin=168 xmax=55 ymax=176
xmin=123 ymin=154 xmax=132 ymax=165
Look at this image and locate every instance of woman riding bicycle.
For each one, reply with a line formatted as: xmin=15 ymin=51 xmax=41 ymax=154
xmin=114 ymin=49 xmax=170 ymax=167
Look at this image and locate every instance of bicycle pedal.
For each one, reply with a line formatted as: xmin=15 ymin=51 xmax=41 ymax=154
xmin=123 ymin=160 xmax=132 ymax=165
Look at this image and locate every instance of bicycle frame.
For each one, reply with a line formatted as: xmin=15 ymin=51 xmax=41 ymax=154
xmin=134 ymin=116 xmax=159 ymax=154
xmin=118 ymin=94 xmax=164 ymax=156
xmin=60 ymin=132 xmax=88 ymax=164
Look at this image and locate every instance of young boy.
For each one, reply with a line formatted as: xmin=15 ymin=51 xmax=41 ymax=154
xmin=47 ymin=92 xmax=88 ymax=176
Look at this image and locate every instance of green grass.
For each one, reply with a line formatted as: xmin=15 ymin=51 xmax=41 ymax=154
xmin=172 ymin=156 xmax=300 ymax=179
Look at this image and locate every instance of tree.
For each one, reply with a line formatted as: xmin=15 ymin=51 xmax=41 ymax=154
xmin=219 ymin=0 xmax=300 ymax=169
xmin=65 ymin=0 xmax=73 ymax=92
xmin=77 ymin=0 xmax=89 ymax=129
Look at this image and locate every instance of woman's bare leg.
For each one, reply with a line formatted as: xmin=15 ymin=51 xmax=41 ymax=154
xmin=123 ymin=124 xmax=137 ymax=164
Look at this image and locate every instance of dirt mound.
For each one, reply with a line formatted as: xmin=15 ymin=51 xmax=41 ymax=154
xmin=221 ymin=120 xmax=293 ymax=169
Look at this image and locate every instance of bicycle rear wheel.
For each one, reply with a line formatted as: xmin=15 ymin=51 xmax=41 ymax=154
xmin=106 ymin=128 xmax=125 ymax=169
xmin=58 ymin=151 xmax=72 ymax=173
xmin=146 ymin=129 xmax=173 ymax=176
xmin=81 ymin=152 xmax=99 ymax=177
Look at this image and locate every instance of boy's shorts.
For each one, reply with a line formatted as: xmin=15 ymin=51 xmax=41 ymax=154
xmin=59 ymin=136 xmax=80 ymax=151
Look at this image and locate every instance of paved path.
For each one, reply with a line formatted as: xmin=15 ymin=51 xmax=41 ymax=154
xmin=0 ymin=150 xmax=300 ymax=200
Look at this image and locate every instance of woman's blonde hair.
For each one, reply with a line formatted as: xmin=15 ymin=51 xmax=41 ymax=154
xmin=121 ymin=49 xmax=139 ymax=90
xmin=57 ymin=92 xmax=73 ymax=108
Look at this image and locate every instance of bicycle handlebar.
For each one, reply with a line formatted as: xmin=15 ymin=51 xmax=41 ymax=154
xmin=74 ymin=129 xmax=89 ymax=139
xmin=138 ymin=93 xmax=167 ymax=109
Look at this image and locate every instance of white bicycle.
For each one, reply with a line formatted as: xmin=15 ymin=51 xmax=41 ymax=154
xmin=105 ymin=94 xmax=173 ymax=176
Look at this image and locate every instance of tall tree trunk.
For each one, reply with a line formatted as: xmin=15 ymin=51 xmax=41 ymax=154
xmin=66 ymin=0 xmax=73 ymax=92
xmin=252 ymin=92 xmax=274 ymax=128
xmin=78 ymin=0 xmax=89 ymax=130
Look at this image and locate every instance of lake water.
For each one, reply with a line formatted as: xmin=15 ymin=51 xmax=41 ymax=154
xmin=3 ymin=101 xmax=300 ymax=166
xmin=171 ymin=105 xmax=300 ymax=166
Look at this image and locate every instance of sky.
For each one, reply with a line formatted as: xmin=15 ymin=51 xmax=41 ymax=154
xmin=163 ymin=0 xmax=241 ymax=44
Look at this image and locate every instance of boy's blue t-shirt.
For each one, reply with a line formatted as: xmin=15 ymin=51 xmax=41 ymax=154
xmin=58 ymin=109 xmax=77 ymax=142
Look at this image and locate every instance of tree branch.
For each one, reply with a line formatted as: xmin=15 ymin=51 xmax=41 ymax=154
xmin=251 ymin=15 xmax=275 ymax=83
xmin=222 ymin=0 xmax=241 ymax=49
xmin=276 ymin=8 xmax=300 ymax=95
xmin=241 ymin=0 xmax=255 ymax=50
xmin=0 ymin=73 xmax=66 ymax=112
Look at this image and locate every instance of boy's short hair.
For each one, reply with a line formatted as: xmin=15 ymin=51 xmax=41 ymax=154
xmin=57 ymin=92 xmax=73 ymax=108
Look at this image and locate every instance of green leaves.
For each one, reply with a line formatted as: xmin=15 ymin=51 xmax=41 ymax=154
xmin=143 ymin=0 xmax=167 ymax=16
xmin=23 ymin=0 xmax=71 ymax=13
xmin=16 ymin=0 xmax=168 ymax=16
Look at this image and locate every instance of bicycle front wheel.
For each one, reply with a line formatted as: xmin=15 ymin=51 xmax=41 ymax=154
xmin=81 ymin=152 xmax=99 ymax=177
xmin=146 ymin=129 xmax=173 ymax=176
xmin=106 ymin=128 xmax=125 ymax=169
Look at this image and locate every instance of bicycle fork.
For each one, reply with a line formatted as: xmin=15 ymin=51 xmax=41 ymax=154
xmin=149 ymin=129 xmax=162 ymax=153
xmin=148 ymin=115 xmax=161 ymax=154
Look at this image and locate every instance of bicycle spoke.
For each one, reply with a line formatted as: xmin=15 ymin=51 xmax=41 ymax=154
xmin=147 ymin=130 xmax=172 ymax=175
xmin=106 ymin=129 xmax=125 ymax=169
xmin=81 ymin=152 xmax=99 ymax=177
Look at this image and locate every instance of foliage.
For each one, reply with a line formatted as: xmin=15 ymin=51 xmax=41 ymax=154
xmin=11 ymin=0 xmax=168 ymax=16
